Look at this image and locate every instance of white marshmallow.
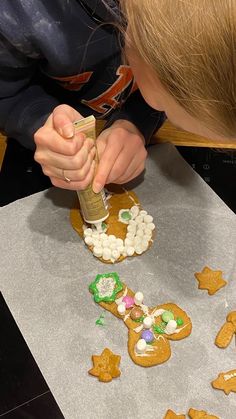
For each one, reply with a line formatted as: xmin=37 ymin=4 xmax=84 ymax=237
xmin=165 ymin=320 xmax=177 ymax=334
xmin=125 ymin=238 xmax=133 ymax=247
xmin=135 ymin=215 xmax=144 ymax=224
xmin=102 ymin=248 xmax=112 ymax=260
xmin=93 ymin=247 xmax=103 ymax=258
xmin=84 ymin=236 xmax=93 ymax=246
xmin=108 ymin=234 xmax=116 ymax=242
xmin=146 ymin=222 xmax=155 ymax=231
xmin=111 ymin=249 xmax=120 ymax=260
xmin=84 ymin=228 xmax=93 ymax=237
xmin=116 ymin=238 xmax=124 ymax=247
xmin=143 ymin=316 xmax=153 ymax=329
xmin=135 ymin=339 xmax=147 ymax=354
xmin=126 ymin=246 xmax=135 ymax=256
xmin=144 ymin=215 xmax=153 ymax=223
xmin=117 ymin=303 xmax=126 ymax=315
xmin=102 ymin=239 xmax=110 ymax=248
xmin=130 ymin=205 xmax=139 ymax=218
xmin=100 ymin=233 xmax=108 ymax=240
xmin=139 ymin=210 xmax=148 ymax=216
xmin=134 ymin=291 xmax=144 ymax=305
xmin=135 ymin=245 xmax=143 ymax=255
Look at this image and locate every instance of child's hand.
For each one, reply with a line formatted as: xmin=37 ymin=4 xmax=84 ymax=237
xmin=34 ymin=104 xmax=96 ymax=190
xmin=93 ymin=120 xmax=147 ymax=193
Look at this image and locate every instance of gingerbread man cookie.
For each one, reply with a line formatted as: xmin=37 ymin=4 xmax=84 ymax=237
xmin=212 ymin=369 xmax=236 ymax=395
xmin=194 ymin=266 xmax=227 ymax=295
xmin=215 ymin=311 xmax=236 ymax=348
xmin=89 ymin=273 xmax=192 ymax=367
xmin=188 ymin=408 xmax=219 ymax=419
xmin=89 ymin=347 xmax=121 ymax=382
xmin=70 ymin=186 xmax=155 ymax=264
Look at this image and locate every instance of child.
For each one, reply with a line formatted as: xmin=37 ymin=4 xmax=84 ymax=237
xmin=0 ymin=0 xmax=164 ymax=203
xmin=0 ymin=1 xmax=235 ymax=200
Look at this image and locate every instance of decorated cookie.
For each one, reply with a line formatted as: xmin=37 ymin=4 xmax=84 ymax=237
xmin=89 ymin=273 xmax=192 ymax=367
xmin=215 ymin=311 xmax=236 ymax=348
xmin=88 ymin=347 xmax=121 ymax=382
xmin=164 ymin=409 xmax=186 ymax=418
xmin=194 ymin=266 xmax=227 ymax=295
xmin=212 ymin=369 xmax=236 ymax=395
xmin=70 ymin=186 xmax=155 ymax=263
xmin=188 ymin=408 xmax=219 ymax=418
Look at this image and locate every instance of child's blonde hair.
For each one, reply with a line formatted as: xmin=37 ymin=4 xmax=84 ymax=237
xmin=121 ymin=0 xmax=236 ymax=138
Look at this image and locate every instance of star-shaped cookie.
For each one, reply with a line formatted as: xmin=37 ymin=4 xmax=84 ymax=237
xmin=194 ymin=266 xmax=227 ymax=295
xmin=164 ymin=409 xmax=185 ymax=418
xmin=88 ymin=348 xmax=121 ymax=382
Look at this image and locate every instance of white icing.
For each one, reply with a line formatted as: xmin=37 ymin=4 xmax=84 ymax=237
xmin=134 ymin=324 xmax=144 ymax=333
xmin=115 ymin=287 xmax=128 ymax=305
xmin=118 ymin=209 xmax=132 ymax=224
xmin=224 ymin=372 xmax=236 ymax=381
xmin=96 ymin=276 xmax=115 ymax=298
xmin=151 ymin=308 xmax=165 ymax=317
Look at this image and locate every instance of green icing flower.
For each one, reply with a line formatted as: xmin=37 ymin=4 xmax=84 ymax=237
xmin=89 ymin=272 xmax=123 ymax=303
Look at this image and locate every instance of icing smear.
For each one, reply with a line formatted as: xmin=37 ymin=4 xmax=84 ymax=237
xmin=224 ymin=372 xmax=236 ymax=381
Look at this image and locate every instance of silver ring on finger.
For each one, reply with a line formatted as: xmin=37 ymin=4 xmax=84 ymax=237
xmin=62 ymin=169 xmax=71 ymax=183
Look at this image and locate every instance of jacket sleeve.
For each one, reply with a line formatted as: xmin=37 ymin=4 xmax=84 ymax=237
xmin=105 ymin=89 xmax=166 ymax=145
xmin=0 ymin=59 xmax=60 ymax=150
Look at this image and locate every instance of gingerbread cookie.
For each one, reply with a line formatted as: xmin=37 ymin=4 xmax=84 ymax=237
xmin=215 ymin=311 xmax=236 ymax=348
xmin=194 ymin=266 xmax=227 ymax=295
xmin=188 ymin=408 xmax=219 ymax=418
xmin=212 ymin=369 xmax=236 ymax=395
xmin=164 ymin=409 xmax=185 ymax=418
xmin=70 ymin=186 xmax=155 ymax=263
xmin=89 ymin=273 xmax=192 ymax=367
xmin=88 ymin=347 xmax=121 ymax=382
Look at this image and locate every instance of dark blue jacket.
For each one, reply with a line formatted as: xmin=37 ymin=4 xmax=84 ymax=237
xmin=0 ymin=0 xmax=164 ymax=149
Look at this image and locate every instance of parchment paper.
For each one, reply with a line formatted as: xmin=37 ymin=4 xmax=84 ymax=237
xmin=1 ymin=144 xmax=236 ymax=419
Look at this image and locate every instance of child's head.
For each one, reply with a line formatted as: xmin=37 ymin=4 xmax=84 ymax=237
xmin=121 ymin=0 xmax=236 ymax=141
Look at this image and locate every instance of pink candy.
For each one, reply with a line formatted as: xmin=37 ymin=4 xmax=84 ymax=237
xmin=122 ymin=296 xmax=134 ymax=309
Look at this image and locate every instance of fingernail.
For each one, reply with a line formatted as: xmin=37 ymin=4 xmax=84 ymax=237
xmin=61 ymin=123 xmax=74 ymax=138
xmin=93 ymin=181 xmax=102 ymax=194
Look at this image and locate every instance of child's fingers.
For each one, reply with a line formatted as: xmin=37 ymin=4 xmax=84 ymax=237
xmin=110 ymin=161 xmax=145 ymax=185
xmin=52 ymin=104 xmax=83 ymax=138
xmin=41 ymin=148 xmax=96 ymax=182
xmin=93 ymin=140 xmax=124 ymax=193
xmin=49 ymin=161 xmax=95 ymax=191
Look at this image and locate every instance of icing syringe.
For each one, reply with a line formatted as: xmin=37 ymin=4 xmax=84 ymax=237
xmin=73 ymin=116 xmax=109 ymax=225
